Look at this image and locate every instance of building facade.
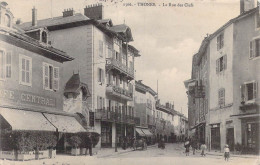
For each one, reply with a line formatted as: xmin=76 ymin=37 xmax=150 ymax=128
xmin=0 ymin=2 xmax=87 ymax=153
xmin=19 ymin=4 xmax=140 ymax=148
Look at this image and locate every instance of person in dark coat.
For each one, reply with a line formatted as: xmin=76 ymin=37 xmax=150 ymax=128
xmin=86 ymin=134 xmax=93 ymax=156
xmin=191 ymin=138 xmax=197 ymax=155
xmin=184 ymin=138 xmax=190 ymax=156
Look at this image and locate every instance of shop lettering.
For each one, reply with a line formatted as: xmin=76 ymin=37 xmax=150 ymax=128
xmin=0 ymin=88 xmax=56 ymax=107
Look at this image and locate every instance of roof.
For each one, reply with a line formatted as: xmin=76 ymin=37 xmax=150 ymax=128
xmin=19 ymin=13 xmax=89 ymax=31
xmin=64 ymin=73 xmax=91 ymax=98
xmin=19 ymin=13 xmax=134 ymax=43
xmin=0 ymin=26 xmax=73 ymax=62
xmin=97 ymin=19 xmax=113 ymax=26
xmin=135 ymin=80 xmax=157 ymax=96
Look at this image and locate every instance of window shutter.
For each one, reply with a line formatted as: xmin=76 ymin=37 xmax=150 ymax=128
xmin=249 ymin=41 xmax=254 ymax=58
xmin=43 ymin=63 xmax=49 ymax=89
xmin=99 ymin=40 xmax=103 ymax=57
xmin=102 ymin=69 xmax=105 ymax=83
xmin=241 ymin=84 xmax=245 ymax=102
xmin=216 ymin=59 xmax=219 ymax=73
xmin=97 ymin=96 xmax=100 ymax=110
xmin=253 ymin=81 xmax=258 ymax=99
xmin=0 ymin=51 xmax=6 ymax=79
xmin=217 ymin=36 xmax=220 ymax=50
xmin=223 ymin=55 xmax=227 ymax=70
xmin=223 ymin=89 xmax=225 ymax=106
xmin=252 ymin=40 xmax=256 ymax=58
xmin=6 ymin=51 xmax=11 ymax=78
xmin=53 ymin=67 xmax=59 ymax=90
xmin=97 ymin=68 xmax=100 ymax=82
xmin=221 ymin=34 xmax=224 ymax=48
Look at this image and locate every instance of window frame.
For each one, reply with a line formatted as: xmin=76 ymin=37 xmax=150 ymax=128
xmin=218 ymin=88 xmax=225 ymax=108
xmin=19 ymin=54 xmax=32 ymax=87
xmin=216 ymin=55 xmax=227 ymax=74
xmin=249 ymin=37 xmax=260 ymax=60
xmin=43 ymin=62 xmax=59 ymax=91
xmin=217 ymin=33 xmax=224 ymax=51
xmin=241 ymin=81 xmax=258 ymax=104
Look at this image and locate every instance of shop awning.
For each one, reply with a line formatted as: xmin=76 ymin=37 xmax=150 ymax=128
xmin=43 ymin=113 xmax=86 ymax=133
xmin=0 ymin=108 xmax=56 ymax=131
xmin=136 ymin=128 xmax=146 ymax=137
xmin=141 ymin=128 xmax=154 ymax=137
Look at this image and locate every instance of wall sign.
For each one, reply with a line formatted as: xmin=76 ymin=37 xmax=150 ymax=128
xmin=0 ymin=88 xmax=56 ymax=107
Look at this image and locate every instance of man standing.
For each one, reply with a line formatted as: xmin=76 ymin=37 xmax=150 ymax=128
xmin=86 ymin=134 xmax=93 ymax=156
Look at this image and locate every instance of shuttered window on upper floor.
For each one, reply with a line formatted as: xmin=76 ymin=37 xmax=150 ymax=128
xmin=249 ymin=38 xmax=260 ymax=59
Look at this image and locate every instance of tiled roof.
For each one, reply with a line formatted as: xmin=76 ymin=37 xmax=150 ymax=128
xmin=0 ymin=27 xmax=73 ymax=62
xmin=19 ymin=13 xmax=89 ymax=31
xmin=109 ymin=24 xmax=129 ymax=33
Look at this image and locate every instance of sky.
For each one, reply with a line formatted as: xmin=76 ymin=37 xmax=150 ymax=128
xmin=4 ymin=0 xmax=240 ymax=116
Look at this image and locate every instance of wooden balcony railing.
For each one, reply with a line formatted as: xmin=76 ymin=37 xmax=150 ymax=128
xmin=106 ymin=58 xmax=134 ymax=79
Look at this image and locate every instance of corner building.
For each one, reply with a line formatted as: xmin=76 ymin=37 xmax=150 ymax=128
xmin=19 ymin=4 xmax=140 ymax=148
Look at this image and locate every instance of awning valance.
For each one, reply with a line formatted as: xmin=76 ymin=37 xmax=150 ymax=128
xmin=0 ymin=108 xmax=56 ymax=131
xmin=43 ymin=113 xmax=86 ymax=133
xmin=141 ymin=128 xmax=154 ymax=137
xmin=136 ymin=128 xmax=146 ymax=137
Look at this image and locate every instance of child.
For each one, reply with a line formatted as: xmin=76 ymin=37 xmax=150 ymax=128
xmin=224 ymin=144 xmax=230 ymax=161
xmin=200 ymin=143 xmax=207 ymax=156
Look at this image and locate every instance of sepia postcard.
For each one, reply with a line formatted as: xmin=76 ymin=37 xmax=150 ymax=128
xmin=0 ymin=0 xmax=259 ymax=164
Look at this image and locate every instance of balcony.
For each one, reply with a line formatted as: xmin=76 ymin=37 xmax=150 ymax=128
xmin=106 ymin=85 xmax=133 ymax=101
xmin=106 ymin=58 xmax=134 ymax=80
xmin=95 ymin=109 xmax=135 ymax=125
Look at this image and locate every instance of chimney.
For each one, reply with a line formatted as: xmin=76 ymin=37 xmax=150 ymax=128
xmin=84 ymin=3 xmax=103 ymax=20
xmin=240 ymin=0 xmax=257 ymax=14
xmin=32 ymin=7 xmax=37 ymax=26
xmin=63 ymin=8 xmax=75 ymax=17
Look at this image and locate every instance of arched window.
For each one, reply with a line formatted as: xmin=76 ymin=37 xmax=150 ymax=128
xmin=4 ymin=14 xmax=11 ymax=27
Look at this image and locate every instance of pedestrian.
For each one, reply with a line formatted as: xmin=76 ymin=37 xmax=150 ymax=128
xmin=224 ymin=144 xmax=230 ymax=161
xmin=200 ymin=143 xmax=207 ymax=157
xmin=191 ymin=138 xmax=197 ymax=155
xmin=184 ymin=138 xmax=190 ymax=156
xmin=161 ymin=137 xmax=165 ymax=149
xmin=86 ymin=134 xmax=93 ymax=156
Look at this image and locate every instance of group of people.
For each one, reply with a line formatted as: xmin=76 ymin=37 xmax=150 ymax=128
xmin=183 ymin=137 xmax=230 ymax=161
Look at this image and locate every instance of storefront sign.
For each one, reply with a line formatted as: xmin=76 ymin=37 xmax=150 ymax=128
xmin=0 ymin=88 xmax=56 ymax=107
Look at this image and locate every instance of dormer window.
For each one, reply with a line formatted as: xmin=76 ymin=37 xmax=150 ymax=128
xmin=41 ymin=31 xmax=47 ymax=44
xmin=4 ymin=14 xmax=11 ymax=27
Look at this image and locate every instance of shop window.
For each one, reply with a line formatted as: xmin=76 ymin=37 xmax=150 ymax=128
xmin=216 ymin=55 xmax=227 ymax=73
xmin=19 ymin=55 xmax=32 ymax=86
xmin=218 ymin=88 xmax=225 ymax=108
xmin=241 ymin=81 xmax=258 ymax=103
xmin=217 ymin=33 xmax=224 ymax=50
xmin=43 ymin=63 xmax=59 ymax=91
xmin=249 ymin=38 xmax=260 ymax=59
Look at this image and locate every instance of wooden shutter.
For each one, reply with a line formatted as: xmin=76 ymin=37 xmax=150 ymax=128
xmin=223 ymin=55 xmax=227 ymax=70
xmin=97 ymin=68 xmax=101 ymax=82
xmin=43 ymin=63 xmax=49 ymax=89
xmin=252 ymin=40 xmax=256 ymax=58
xmin=253 ymin=81 xmax=258 ymax=99
xmin=101 ymin=69 xmax=105 ymax=83
xmin=53 ymin=67 xmax=59 ymax=90
xmin=6 ymin=51 xmax=11 ymax=78
xmin=216 ymin=59 xmax=219 ymax=74
xmin=240 ymin=84 xmax=245 ymax=102
xmin=99 ymin=40 xmax=103 ymax=57
xmin=249 ymin=41 xmax=254 ymax=58
xmin=221 ymin=34 xmax=224 ymax=49
xmin=217 ymin=36 xmax=220 ymax=50
xmin=0 ymin=51 xmax=5 ymax=79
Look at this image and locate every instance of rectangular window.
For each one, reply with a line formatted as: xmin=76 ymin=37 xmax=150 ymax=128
xmin=218 ymin=88 xmax=225 ymax=108
xmin=99 ymin=40 xmax=103 ymax=57
xmin=98 ymin=68 xmax=104 ymax=83
xmin=6 ymin=52 xmax=11 ymax=78
xmin=241 ymin=81 xmax=258 ymax=103
xmin=249 ymin=39 xmax=260 ymax=59
xmin=216 ymin=55 xmax=227 ymax=73
xmin=0 ymin=50 xmax=12 ymax=80
xmin=19 ymin=55 xmax=32 ymax=86
xmin=0 ymin=50 xmax=5 ymax=80
xmin=43 ymin=62 xmax=59 ymax=91
xmin=217 ymin=33 xmax=224 ymax=50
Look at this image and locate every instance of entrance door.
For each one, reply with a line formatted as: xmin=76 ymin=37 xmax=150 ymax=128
xmin=211 ymin=127 xmax=220 ymax=150
xmin=247 ymin=123 xmax=259 ymax=154
xmin=226 ymin=128 xmax=234 ymax=151
xmin=101 ymin=122 xmax=112 ymax=147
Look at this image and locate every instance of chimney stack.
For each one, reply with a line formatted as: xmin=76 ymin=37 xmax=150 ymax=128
xmin=84 ymin=3 xmax=103 ymax=20
xmin=240 ymin=0 xmax=257 ymax=14
xmin=63 ymin=8 xmax=75 ymax=17
xmin=32 ymin=7 xmax=37 ymax=26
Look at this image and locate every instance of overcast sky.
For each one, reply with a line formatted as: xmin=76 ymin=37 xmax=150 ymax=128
xmin=5 ymin=0 xmax=240 ymax=116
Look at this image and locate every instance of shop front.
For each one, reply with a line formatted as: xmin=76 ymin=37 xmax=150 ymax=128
xmin=210 ymin=123 xmax=221 ymax=150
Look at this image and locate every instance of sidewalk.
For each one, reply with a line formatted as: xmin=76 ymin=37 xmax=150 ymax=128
xmin=96 ymin=144 xmax=157 ymax=158
xmin=175 ymin=143 xmax=259 ymax=159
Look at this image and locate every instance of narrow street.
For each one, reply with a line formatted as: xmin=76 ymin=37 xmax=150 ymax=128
xmin=1 ymin=144 xmax=258 ymax=165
